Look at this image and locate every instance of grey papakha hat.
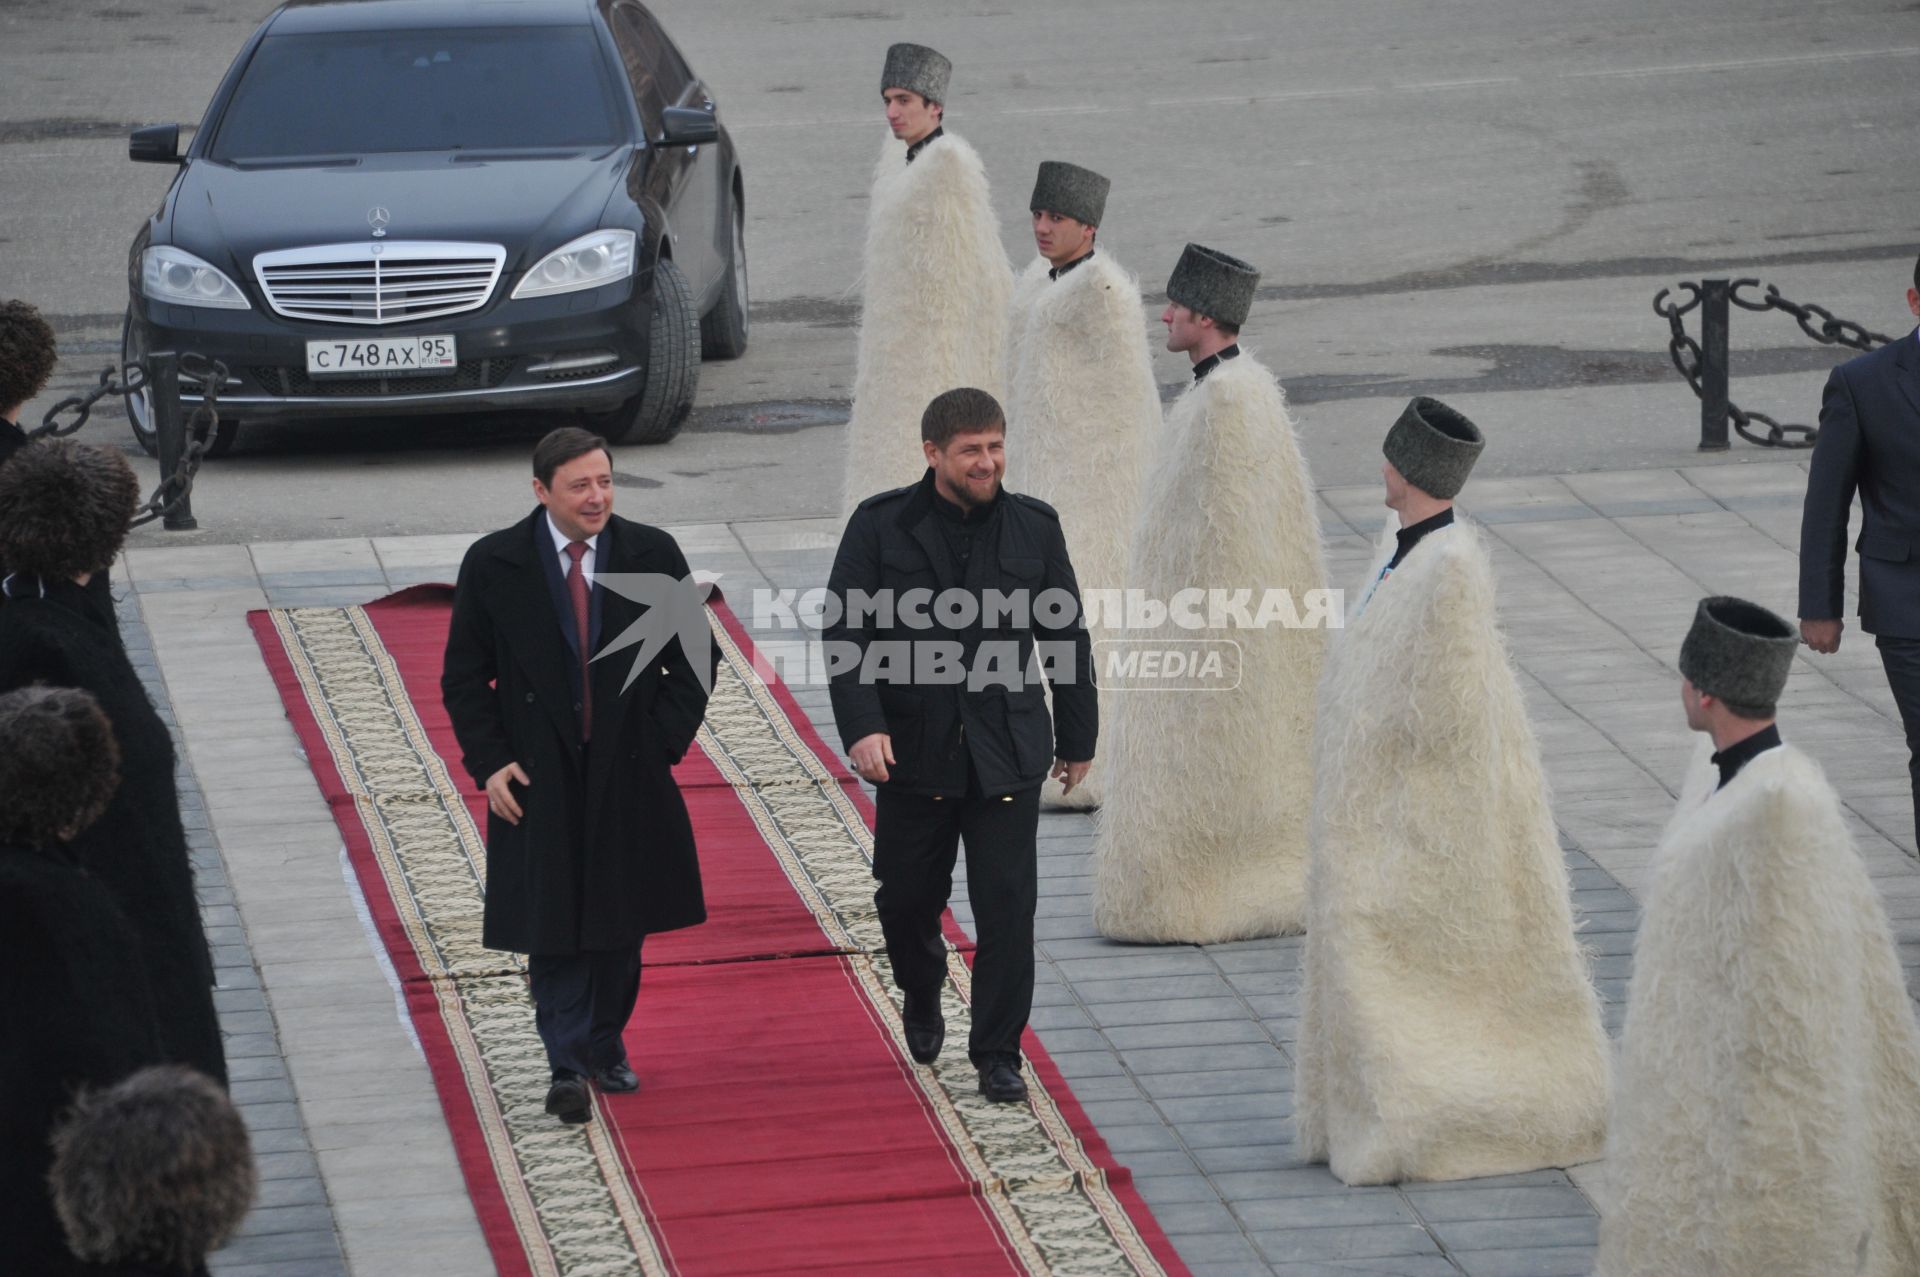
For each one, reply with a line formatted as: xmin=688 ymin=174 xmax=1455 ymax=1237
xmin=1029 ymin=160 xmax=1110 ymax=228
xmin=1678 ymin=596 xmax=1797 ymax=709
xmin=882 ymin=43 xmax=951 ymax=105
xmin=1165 ymin=243 xmax=1261 ymax=329
xmin=1382 ymin=397 xmax=1485 ymax=500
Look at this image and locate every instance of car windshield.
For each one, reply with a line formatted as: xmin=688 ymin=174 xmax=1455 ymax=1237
xmin=211 ymin=26 xmax=623 ymax=160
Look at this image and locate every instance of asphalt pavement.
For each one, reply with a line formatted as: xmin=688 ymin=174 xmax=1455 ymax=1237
xmin=2 ymin=0 xmax=1917 ymax=541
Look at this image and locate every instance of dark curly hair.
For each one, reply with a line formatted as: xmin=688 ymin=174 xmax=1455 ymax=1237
xmin=0 ymin=685 xmax=121 ymax=847
xmin=0 ymin=298 xmax=59 ymax=416
xmin=51 ymin=1065 xmax=256 ymax=1271
xmin=0 ymin=440 xmax=141 ymax=580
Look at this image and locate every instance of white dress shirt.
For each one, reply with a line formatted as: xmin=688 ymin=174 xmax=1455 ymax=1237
xmin=545 ymin=512 xmax=599 ymax=585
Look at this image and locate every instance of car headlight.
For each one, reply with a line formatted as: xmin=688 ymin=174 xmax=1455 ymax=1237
xmin=141 ymin=246 xmax=250 ymax=310
xmin=512 ymin=229 xmax=636 ymax=299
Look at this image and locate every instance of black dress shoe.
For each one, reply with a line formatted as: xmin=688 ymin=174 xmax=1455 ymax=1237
xmin=901 ymin=992 xmax=945 ymax=1066
xmin=593 ymin=1061 xmax=640 ymax=1093
xmin=545 ymin=1072 xmax=592 ymax=1124
xmin=976 ymin=1059 xmax=1028 ymax=1104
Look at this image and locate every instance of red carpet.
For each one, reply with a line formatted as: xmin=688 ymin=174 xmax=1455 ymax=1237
xmin=252 ymin=587 xmax=1186 ymax=1277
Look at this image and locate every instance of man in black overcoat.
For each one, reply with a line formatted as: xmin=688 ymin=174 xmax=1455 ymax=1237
xmin=442 ymin=428 xmax=717 ymax=1125
xmin=1799 ymin=256 xmax=1920 ymax=849
xmin=0 ymin=686 xmax=169 ymax=1277
xmin=0 ymin=442 xmax=223 ymax=1087
xmin=826 ymin=387 xmax=1096 ymax=1104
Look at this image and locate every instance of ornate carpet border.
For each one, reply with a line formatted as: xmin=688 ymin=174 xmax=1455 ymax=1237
xmin=262 ymin=605 xmax=671 ymax=1277
xmin=255 ymin=595 xmax=1183 ymax=1276
xmin=702 ymin=608 xmax=1174 ymax=1277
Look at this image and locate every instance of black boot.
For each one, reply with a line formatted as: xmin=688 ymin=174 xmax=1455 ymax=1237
xmin=544 ymin=1070 xmax=592 ymax=1124
xmin=976 ymin=1056 xmax=1028 ymax=1104
xmin=902 ymin=990 xmax=945 ymax=1065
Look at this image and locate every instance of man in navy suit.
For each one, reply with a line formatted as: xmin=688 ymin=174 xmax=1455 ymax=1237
xmin=1799 ymin=256 xmax=1920 ymax=850
xmin=443 ymin=428 xmax=716 ymax=1125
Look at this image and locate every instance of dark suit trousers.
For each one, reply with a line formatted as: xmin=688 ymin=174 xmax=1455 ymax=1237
xmin=1879 ymin=635 xmax=1920 ymax=849
xmin=872 ymin=766 xmax=1040 ymax=1064
xmin=528 ymin=941 xmax=643 ymax=1077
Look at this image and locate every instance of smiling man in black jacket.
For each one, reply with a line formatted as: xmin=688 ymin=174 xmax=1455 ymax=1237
xmin=826 ymin=386 xmax=1096 ymax=1103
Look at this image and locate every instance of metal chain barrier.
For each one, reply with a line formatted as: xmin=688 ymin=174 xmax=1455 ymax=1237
xmin=130 ymin=354 xmax=226 ymax=529
xmin=28 ymin=361 xmax=146 ymax=441
xmin=1652 ymin=277 xmax=1893 ymax=450
xmin=1730 ymin=278 xmax=1898 ymax=353
xmin=27 ymin=354 xmax=227 ymax=528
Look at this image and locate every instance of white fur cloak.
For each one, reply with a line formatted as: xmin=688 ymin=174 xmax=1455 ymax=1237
xmin=1294 ymin=517 xmax=1610 ymax=1185
xmin=1091 ymin=351 xmax=1327 ymax=939
xmin=1002 ymin=251 xmax=1160 ymax=809
xmin=1595 ymin=743 xmax=1920 ymax=1277
xmin=842 ymin=130 xmax=1012 ymax=515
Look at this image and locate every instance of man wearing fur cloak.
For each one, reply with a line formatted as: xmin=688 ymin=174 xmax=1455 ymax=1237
xmin=841 ymin=43 xmax=1012 ymax=516
xmin=1091 ymin=245 xmax=1326 ymax=940
xmin=1596 ymin=597 xmax=1920 ymax=1277
xmin=1294 ymin=399 xmax=1609 ymax=1185
xmin=1002 ymin=161 xmax=1159 ymax=810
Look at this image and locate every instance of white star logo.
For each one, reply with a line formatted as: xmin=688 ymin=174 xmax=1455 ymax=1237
xmin=591 ymin=571 xmax=719 ymax=695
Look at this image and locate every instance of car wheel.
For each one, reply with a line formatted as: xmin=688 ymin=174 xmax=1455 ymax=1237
xmin=699 ymin=185 xmax=749 ymax=360
xmin=595 ymin=256 xmax=699 ymax=445
xmin=123 ymin=312 xmax=240 ymax=459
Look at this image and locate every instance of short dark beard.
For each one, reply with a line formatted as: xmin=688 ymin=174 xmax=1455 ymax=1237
xmin=935 ymin=471 xmax=999 ymax=511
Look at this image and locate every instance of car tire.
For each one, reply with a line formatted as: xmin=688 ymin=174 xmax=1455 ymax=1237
xmin=123 ymin=312 xmax=240 ymax=459
xmin=699 ymin=186 xmax=749 ymax=360
xmin=596 ymin=257 xmax=699 ymax=445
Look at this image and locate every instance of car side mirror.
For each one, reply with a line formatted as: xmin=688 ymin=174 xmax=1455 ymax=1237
xmin=659 ymin=106 xmax=718 ymax=148
xmin=129 ymin=124 xmax=182 ymax=164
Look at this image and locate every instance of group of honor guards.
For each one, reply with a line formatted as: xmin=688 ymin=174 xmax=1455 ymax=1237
xmin=831 ymin=40 xmax=1920 ymax=1272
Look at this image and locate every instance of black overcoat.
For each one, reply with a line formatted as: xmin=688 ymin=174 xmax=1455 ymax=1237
xmin=824 ymin=471 xmax=1096 ymax=798
xmin=0 ymin=841 xmax=166 ymax=1277
xmin=441 ymin=510 xmax=717 ymax=954
xmin=0 ymin=581 xmax=225 ymax=1086
xmin=1799 ymin=332 xmax=1920 ymax=637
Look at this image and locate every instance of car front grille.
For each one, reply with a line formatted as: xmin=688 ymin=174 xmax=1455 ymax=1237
xmin=249 ymin=357 xmax=515 ymax=397
xmin=253 ymin=241 xmax=506 ymax=326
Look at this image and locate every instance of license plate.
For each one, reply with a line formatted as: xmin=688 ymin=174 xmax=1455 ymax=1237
xmin=305 ymin=335 xmax=456 ymax=376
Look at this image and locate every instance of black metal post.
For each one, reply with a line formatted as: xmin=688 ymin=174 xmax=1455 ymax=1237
xmin=1698 ymin=278 xmax=1731 ymax=452
xmin=149 ymin=349 xmax=198 ymax=531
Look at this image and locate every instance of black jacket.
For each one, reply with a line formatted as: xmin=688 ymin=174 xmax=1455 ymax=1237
xmin=441 ymin=509 xmax=717 ymax=954
xmin=1800 ymin=333 xmax=1920 ymax=637
xmin=0 ymin=581 xmax=225 ymax=1085
xmin=825 ymin=472 xmax=1096 ymax=798
xmin=0 ymin=841 xmax=165 ymax=1277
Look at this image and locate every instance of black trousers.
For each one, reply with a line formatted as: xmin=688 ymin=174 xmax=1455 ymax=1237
xmin=872 ymin=769 xmax=1040 ymax=1065
xmin=1879 ymin=635 xmax=1920 ymax=850
xmin=528 ymin=941 xmax=643 ymax=1077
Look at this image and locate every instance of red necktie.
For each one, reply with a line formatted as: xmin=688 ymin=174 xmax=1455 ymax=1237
xmin=565 ymin=540 xmax=592 ymax=741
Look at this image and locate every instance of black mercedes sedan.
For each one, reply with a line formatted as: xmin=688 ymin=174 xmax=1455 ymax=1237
xmin=124 ymin=0 xmax=747 ymax=453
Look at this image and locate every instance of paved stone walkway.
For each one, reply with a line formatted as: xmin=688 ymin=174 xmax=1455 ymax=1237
xmin=118 ymin=458 xmax=1917 ymax=1276
xmin=115 ymin=590 xmax=347 ymax=1277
